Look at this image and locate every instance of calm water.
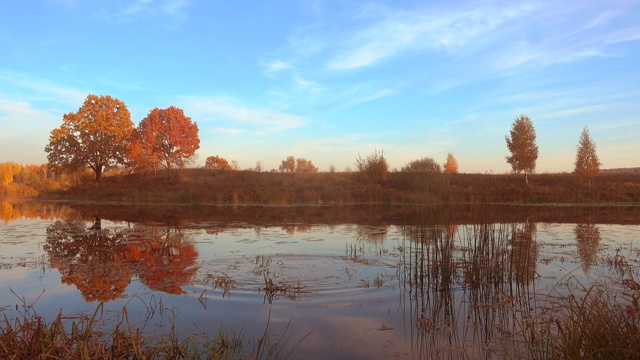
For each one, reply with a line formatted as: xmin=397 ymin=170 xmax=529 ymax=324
xmin=1 ymin=199 xmax=639 ymax=359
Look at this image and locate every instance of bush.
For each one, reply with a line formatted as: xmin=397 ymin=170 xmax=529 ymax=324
xmin=401 ymin=157 xmax=442 ymax=173
xmin=355 ymin=149 xmax=388 ymax=178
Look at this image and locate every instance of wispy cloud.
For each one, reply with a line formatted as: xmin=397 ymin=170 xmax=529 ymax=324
xmin=341 ymin=88 xmax=393 ymax=108
xmin=265 ymin=59 xmax=292 ymax=74
xmin=327 ymin=3 xmax=534 ymax=70
xmin=0 ymin=71 xmax=86 ymax=107
xmin=0 ymin=99 xmax=58 ymax=130
xmin=182 ymin=96 xmax=307 ymax=134
xmin=108 ymin=0 xmax=189 ymax=23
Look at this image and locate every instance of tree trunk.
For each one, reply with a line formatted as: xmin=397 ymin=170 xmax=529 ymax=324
xmin=94 ymin=165 xmax=102 ymax=182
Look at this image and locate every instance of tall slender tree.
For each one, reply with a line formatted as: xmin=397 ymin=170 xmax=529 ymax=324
xmin=45 ymin=94 xmax=134 ymax=181
xmin=574 ymin=126 xmax=601 ymax=184
xmin=505 ymin=114 xmax=538 ymax=185
xmin=443 ymin=153 xmax=459 ymax=174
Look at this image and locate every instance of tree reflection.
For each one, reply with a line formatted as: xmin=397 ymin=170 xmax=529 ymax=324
xmin=282 ymin=224 xmax=313 ymax=235
xmin=45 ymin=218 xmax=132 ymax=302
xmin=0 ymin=201 xmax=21 ymax=223
xmin=356 ymin=225 xmax=388 ymax=243
xmin=509 ymin=221 xmax=538 ymax=286
xmin=574 ymin=222 xmax=601 ymax=273
xmin=45 ymin=219 xmax=199 ymax=301
xmin=125 ymin=227 xmax=198 ymax=295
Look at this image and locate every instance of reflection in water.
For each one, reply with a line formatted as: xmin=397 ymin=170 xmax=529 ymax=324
xmin=399 ymin=220 xmax=538 ymax=358
xmin=44 ymin=219 xmax=199 ymax=301
xmin=126 ymin=227 xmax=199 ymax=295
xmin=2 ymin=200 xmax=639 ymax=358
xmin=574 ymin=222 xmax=602 ymax=273
xmin=356 ymin=225 xmax=388 ymax=244
xmin=45 ymin=218 xmax=132 ymax=302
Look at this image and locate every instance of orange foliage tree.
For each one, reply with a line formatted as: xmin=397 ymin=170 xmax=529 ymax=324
xmin=443 ymin=153 xmax=459 ymax=174
xmin=279 ymin=156 xmax=295 ymax=172
xmin=0 ymin=162 xmax=21 ymax=185
xmin=295 ymin=158 xmax=318 ymax=173
xmin=205 ymin=155 xmax=232 ymax=170
xmin=134 ymin=106 xmax=200 ymax=171
xmin=45 ymin=94 xmax=134 ymax=181
xmin=279 ymin=156 xmax=318 ymax=173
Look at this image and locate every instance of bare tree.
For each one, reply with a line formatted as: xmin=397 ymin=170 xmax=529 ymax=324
xmin=574 ymin=126 xmax=601 ymax=185
xmin=505 ymin=114 xmax=538 ymax=185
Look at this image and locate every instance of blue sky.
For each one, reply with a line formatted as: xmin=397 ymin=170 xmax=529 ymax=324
xmin=1 ymin=0 xmax=638 ymax=173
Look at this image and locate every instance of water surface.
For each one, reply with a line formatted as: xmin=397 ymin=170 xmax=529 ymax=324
xmin=1 ymin=199 xmax=638 ymax=359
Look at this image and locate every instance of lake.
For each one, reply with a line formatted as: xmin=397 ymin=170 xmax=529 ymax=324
xmin=1 ymin=199 xmax=639 ymax=359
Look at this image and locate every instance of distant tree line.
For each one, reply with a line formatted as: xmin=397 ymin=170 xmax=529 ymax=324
xmin=31 ymin=94 xmax=607 ymax=188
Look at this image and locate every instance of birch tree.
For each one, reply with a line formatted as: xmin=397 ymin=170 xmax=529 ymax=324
xmin=574 ymin=126 xmax=601 ymax=184
xmin=505 ymin=114 xmax=538 ymax=185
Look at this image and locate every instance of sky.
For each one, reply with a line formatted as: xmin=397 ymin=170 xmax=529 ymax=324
xmin=0 ymin=0 xmax=638 ymax=173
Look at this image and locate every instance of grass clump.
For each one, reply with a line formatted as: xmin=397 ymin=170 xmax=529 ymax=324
xmin=510 ymin=273 xmax=640 ymax=359
xmin=0 ymin=296 xmax=305 ymax=360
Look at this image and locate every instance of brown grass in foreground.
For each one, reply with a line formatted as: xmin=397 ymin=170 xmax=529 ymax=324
xmin=508 ymin=273 xmax=640 ymax=359
xmin=0 ymin=299 xmax=304 ymax=360
xmin=42 ymin=169 xmax=640 ymax=205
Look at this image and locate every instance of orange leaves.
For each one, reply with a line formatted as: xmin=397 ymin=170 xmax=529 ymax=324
xmin=47 ymin=95 xmax=202 ymax=179
xmin=205 ymin=155 xmax=232 ymax=170
xmin=45 ymin=94 xmax=134 ymax=181
xmin=134 ymin=106 xmax=200 ymax=171
xmin=444 ymin=153 xmax=459 ymax=174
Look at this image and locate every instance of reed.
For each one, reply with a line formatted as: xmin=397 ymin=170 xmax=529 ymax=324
xmin=509 ymin=273 xmax=640 ymax=359
xmin=0 ymin=296 xmax=305 ymax=359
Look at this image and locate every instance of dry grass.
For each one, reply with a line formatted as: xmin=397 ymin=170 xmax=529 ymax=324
xmin=0 ymin=293 xmax=304 ymax=360
xmin=41 ymin=169 xmax=640 ymax=205
xmin=506 ymin=273 xmax=640 ymax=360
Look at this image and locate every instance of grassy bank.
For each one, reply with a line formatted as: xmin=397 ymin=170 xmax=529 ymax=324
xmin=40 ymin=169 xmax=640 ymax=205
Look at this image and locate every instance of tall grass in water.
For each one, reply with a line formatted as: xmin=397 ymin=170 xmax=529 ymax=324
xmin=508 ymin=273 xmax=640 ymax=360
xmin=0 ymin=294 xmax=305 ymax=359
xmin=395 ymin=210 xmax=640 ymax=359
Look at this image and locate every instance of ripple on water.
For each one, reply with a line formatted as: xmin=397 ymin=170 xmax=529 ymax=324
xmin=196 ymin=253 xmax=399 ymax=303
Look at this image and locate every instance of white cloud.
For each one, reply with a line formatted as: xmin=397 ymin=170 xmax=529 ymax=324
xmin=327 ymin=3 xmax=533 ymax=70
xmin=265 ymin=59 xmax=292 ymax=74
xmin=0 ymin=71 xmax=86 ymax=107
xmin=183 ymin=97 xmax=307 ymax=134
xmin=112 ymin=0 xmax=189 ymax=23
xmin=342 ymin=88 xmax=393 ymax=108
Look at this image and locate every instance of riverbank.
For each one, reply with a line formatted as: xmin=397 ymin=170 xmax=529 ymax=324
xmin=40 ymin=169 xmax=640 ymax=205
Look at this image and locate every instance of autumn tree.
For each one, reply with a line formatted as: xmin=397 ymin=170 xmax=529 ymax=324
xmin=295 ymin=158 xmax=318 ymax=173
xmin=401 ymin=157 xmax=441 ymax=173
xmin=205 ymin=155 xmax=232 ymax=170
xmin=505 ymin=114 xmax=538 ymax=185
xmin=443 ymin=153 xmax=458 ymax=174
xmin=45 ymin=94 xmax=134 ymax=181
xmin=0 ymin=162 xmax=21 ymax=185
xmin=279 ymin=156 xmax=295 ymax=172
xmin=134 ymin=106 xmax=200 ymax=171
xmin=574 ymin=126 xmax=601 ymax=184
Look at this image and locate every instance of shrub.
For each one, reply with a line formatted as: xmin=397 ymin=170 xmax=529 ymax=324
xmin=355 ymin=149 xmax=388 ymax=178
